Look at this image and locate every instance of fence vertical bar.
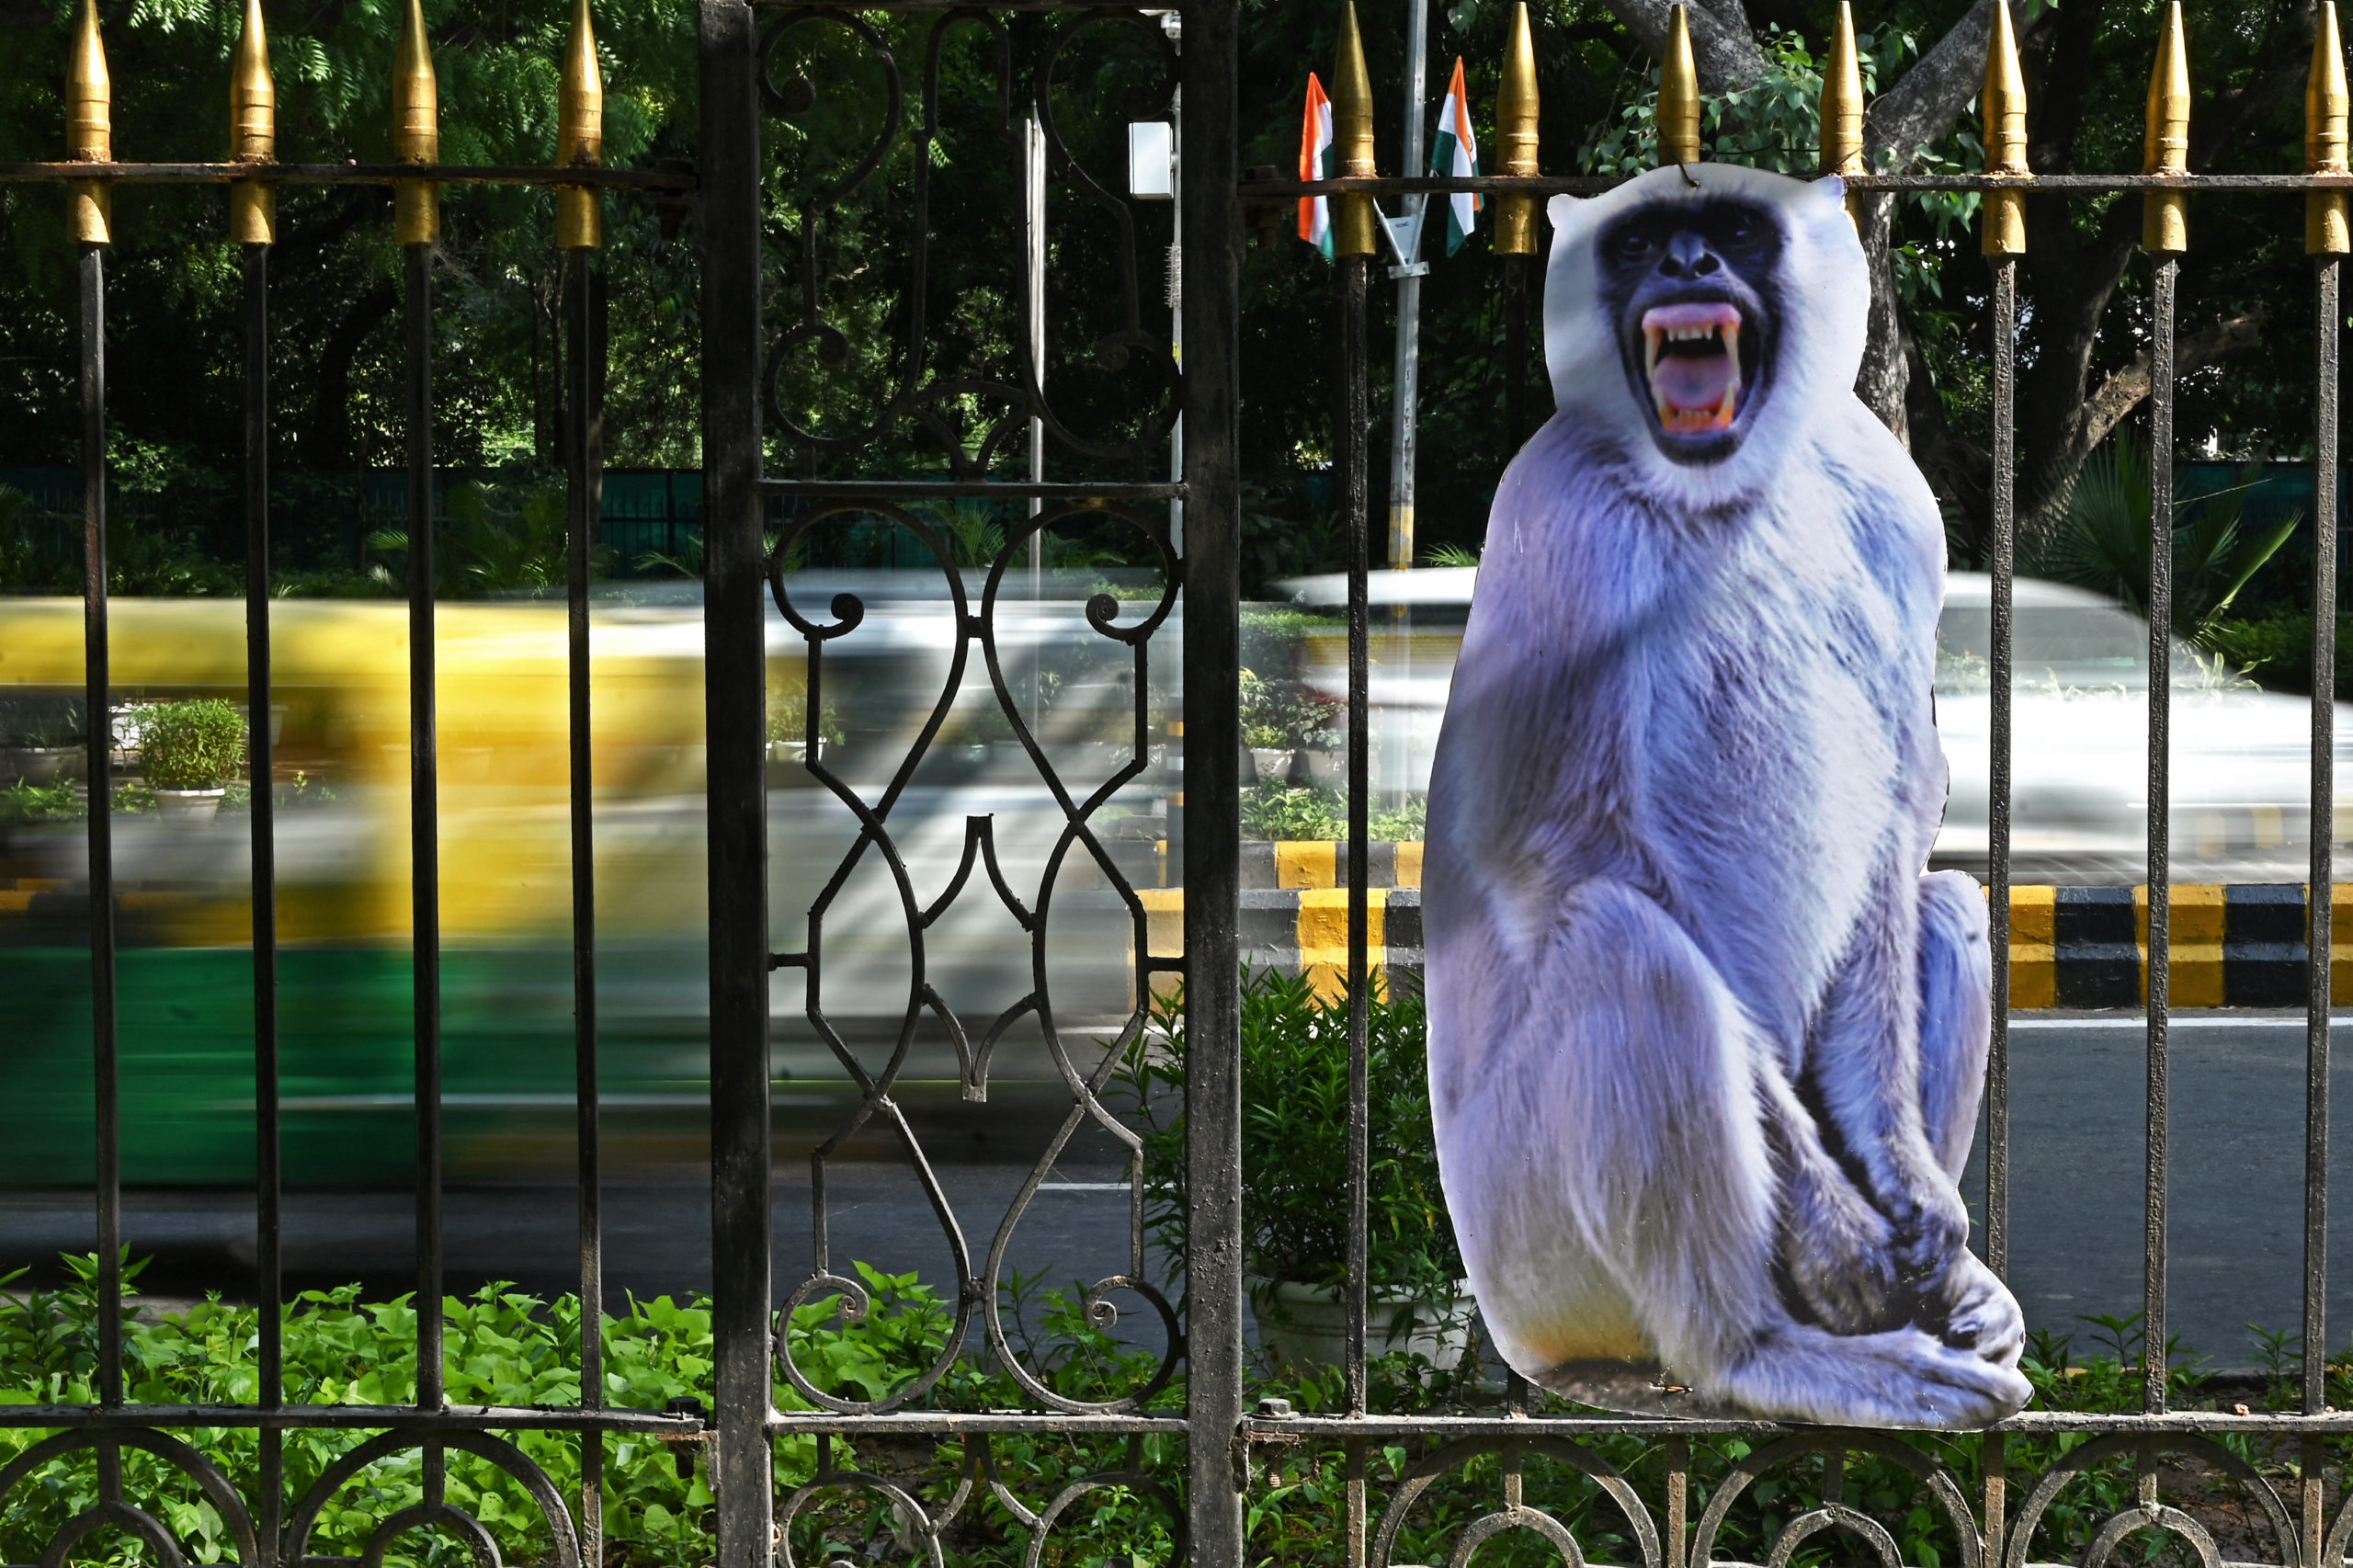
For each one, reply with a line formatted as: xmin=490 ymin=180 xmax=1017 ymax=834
xmin=80 ymin=236 xmax=120 ymax=1412
xmin=2305 ymin=244 xmax=2341 ymax=1556
xmin=1337 ymin=249 xmax=1371 ymax=1419
xmin=1985 ymin=256 xmax=2016 ymax=1281
xmin=565 ymin=246 xmax=607 ymax=1563
xmin=2144 ymin=255 xmax=2177 ymax=1416
xmin=243 ymin=233 xmax=283 ymax=1559
xmin=1182 ymin=0 xmax=1243 ymax=1559
xmin=699 ymin=6 xmax=773 ymax=1563
xmin=404 ymin=236 xmax=444 ymax=1413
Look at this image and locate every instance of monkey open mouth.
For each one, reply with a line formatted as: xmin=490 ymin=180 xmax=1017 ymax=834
xmin=1642 ymin=302 xmax=1745 ymax=436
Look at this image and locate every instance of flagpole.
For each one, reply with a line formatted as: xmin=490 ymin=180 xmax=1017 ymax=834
xmin=1381 ymin=0 xmax=1428 ymax=811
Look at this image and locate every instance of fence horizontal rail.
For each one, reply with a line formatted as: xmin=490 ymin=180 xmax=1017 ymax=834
xmin=1241 ymin=172 xmax=2353 ymax=198
xmin=0 ymin=1404 xmax=705 ymax=1433
xmin=756 ymin=479 xmax=1187 ymax=500
xmin=764 ymin=1413 xmax=1190 ymax=1436
xmin=1245 ymin=1410 xmax=2353 ymax=1438
xmin=0 ymin=162 xmax=694 ymax=191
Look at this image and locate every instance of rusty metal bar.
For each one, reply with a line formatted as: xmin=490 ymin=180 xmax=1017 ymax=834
xmin=1337 ymin=246 xmax=1371 ymax=1414
xmin=0 ymin=1404 xmax=705 ymax=1430
xmin=404 ymin=235 xmax=443 ymax=1412
xmin=1986 ymin=256 xmax=2016 ymax=1279
xmin=79 ymin=237 xmax=119 ymax=1412
xmin=2145 ymin=255 xmax=2178 ymax=1415
xmin=563 ymin=245 xmax=606 ymax=1566
xmin=0 ymin=161 xmax=691 ymax=187
xmin=756 ymin=479 xmax=1184 ymax=499
xmin=1247 ymin=171 xmax=2353 ymax=194
xmin=699 ymin=7 xmax=774 ymax=1568
xmin=2310 ymin=255 xmax=2340 ymax=1430
xmin=1182 ymin=0 xmax=1244 ymax=1561
xmin=241 ymin=233 xmax=282 ymax=1563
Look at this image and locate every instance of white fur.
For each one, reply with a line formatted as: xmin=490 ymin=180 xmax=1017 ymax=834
xmin=1426 ymin=165 xmax=2028 ymax=1426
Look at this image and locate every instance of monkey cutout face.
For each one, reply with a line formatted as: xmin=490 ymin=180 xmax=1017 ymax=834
xmin=1545 ymin=165 xmax=1865 ymax=506
xmin=1597 ymin=199 xmax=1783 ymax=461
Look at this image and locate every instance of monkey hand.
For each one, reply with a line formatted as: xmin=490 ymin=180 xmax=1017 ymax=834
xmin=1766 ymin=1092 xmax=1903 ymax=1334
xmin=1882 ymin=1176 xmax=2023 ymax=1368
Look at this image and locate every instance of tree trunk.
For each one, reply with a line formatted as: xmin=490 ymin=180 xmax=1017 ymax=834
xmin=306 ymin=282 xmax=400 ymax=470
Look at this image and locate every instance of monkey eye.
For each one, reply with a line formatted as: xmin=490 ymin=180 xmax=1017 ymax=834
xmin=1611 ymin=231 xmax=1656 ymax=263
xmin=1723 ymin=215 xmax=1766 ymax=250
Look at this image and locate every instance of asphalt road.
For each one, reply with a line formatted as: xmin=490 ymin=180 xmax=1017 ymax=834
xmin=6 ymin=1010 xmax=2351 ymax=1369
xmin=1961 ymin=1011 xmax=2353 ymax=1369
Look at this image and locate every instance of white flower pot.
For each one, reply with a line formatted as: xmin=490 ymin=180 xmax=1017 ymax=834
xmin=2 ymin=746 xmax=78 ymax=787
xmin=1248 ymin=1277 xmax=1474 ymax=1373
xmin=1248 ymin=746 xmax=1293 ymax=786
xmin=153 ymin=788 xmax=226 ymax=824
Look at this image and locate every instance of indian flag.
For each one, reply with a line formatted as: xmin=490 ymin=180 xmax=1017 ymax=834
xmin=1430 ymin=57 xmax=1482 ymax=255
xmin=1298 ymin=72 xmax=1334 ymax=257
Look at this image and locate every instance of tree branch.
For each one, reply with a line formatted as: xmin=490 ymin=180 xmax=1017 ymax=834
xmin=2074 ymin=307 xmax=2267 ymax=460
xmin=1865 ymin=0 xmax=2058 ymax=164
xmin=1599 ymin=0 xmax=1768 ymax=91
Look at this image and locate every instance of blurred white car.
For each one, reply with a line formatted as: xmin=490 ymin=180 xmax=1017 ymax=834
xmin=1936 ymin=572 xmax=2352 ymax=884
xmin=1279 ymin=565 xmax=2353 ymax=885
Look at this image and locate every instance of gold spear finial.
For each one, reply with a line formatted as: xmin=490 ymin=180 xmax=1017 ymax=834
xmin=1982 ymin=0 xmax=2028 ymax=256
xmin=231 ymin=0 xmax=276 ymax=244
xmin=67 ymin=0 xmax=110 ymax=244
xmin=556 ymin=0 xmax=604 ymax=248
xmin=1657 ymin=3 xmax=1701 ymax=165
xmin=1820 ymin=0 xmax=1863 ymax=221
xmin=2310 ymin=1 xmax=2348 ymax=254
xmin=392 ymin=0 xmax=439 ymax=245
xmin=2143 ymin=2 xmax=2189 ymax=253
xmin=1495 ymin=2 xmax=1540 ymax=255
xmin=1330 ymin=2 xmax=1378 ymax=258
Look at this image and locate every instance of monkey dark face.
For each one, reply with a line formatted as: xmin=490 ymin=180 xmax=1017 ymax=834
xmin=1596 ymin=198 xmax=1783 ymax=464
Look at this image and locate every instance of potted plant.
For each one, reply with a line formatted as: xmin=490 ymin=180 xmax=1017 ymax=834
xmin=0 ymin=694 xmax=83 ymax=786
xmin=1119 ymin=964 xmax=1471 ymax=1376
xmin=1239 ymin=668 xmax=1293 ymax=784
xmin=138 ymin=698 xmax=246 ymax=823
xmin=767 ymin=684 xmax=844 ymax=767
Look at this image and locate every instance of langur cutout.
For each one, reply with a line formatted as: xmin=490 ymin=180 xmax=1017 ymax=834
xmin=1424 ymin=164 xmax=2028 ymax=1427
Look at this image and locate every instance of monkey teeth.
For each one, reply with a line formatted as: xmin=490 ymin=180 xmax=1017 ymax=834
xmin=1641 ymin=302 xmax=1745 ymax=435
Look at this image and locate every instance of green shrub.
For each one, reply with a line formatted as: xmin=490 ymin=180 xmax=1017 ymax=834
xmin=2200 ymin=608 xmax=2353 ymax=695
xmin=0 ymin=695 xmax=82 ymax=749
xmin=136 ymin=699 xmax=246 ymax=790
xmin=1119 ymin=966 xmax=1462 ymax=1308
xmin=1240 ymin=782 xmax=1425 ymax=843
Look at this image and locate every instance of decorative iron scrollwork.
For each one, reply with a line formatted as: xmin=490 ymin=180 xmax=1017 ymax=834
xmin=764 ymin=499 xmax=1180 ymax=1415
xmin=757 ymin=6 xmax=1177 ymax=479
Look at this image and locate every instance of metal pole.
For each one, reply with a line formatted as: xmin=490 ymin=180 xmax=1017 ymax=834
xmin=700 ymin=6 xmax=773 ymax=1564
xmin=1381 ymin=0 xmax=1429 ymax=808
xmin=1180 ymin=0 xmax=1243 ymax=1560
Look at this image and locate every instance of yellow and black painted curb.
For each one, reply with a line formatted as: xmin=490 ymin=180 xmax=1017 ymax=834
xmin=12 ymin=849 xmax=2349 ymax=1011
xmin=1153 ymin=847 xmax=2353 ymax=1009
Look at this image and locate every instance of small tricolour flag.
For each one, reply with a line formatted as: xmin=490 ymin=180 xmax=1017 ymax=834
xmin=1298 ymin=72 xmax=1334 ymax=257
xmin=1431 ymin=57 xmax=1481 ymax=255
